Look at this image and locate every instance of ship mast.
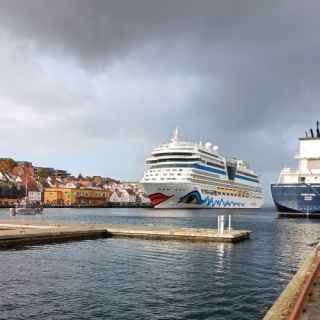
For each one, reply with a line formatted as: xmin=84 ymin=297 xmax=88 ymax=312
xmin=171 ymin=127 xmax=179 ymax=143
xmin=25 ymin=175 xmax=28 ymax=202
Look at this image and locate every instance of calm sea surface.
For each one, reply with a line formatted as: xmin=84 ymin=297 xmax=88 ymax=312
xmin=0 ymin=207 xmax=319 ymax=320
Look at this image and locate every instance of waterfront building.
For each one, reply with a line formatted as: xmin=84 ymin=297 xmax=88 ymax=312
xmin=76 ymin=188 xmax=111 ymax=206
xmin=109 ymin=191 xmax=121 ymax=203
xmin=0 ymin=172 xmax=6 ymax=182
xmin=43 ymin=187 xmax=111 ymax=206
xmin=12 ymin=161 xmax=34 ymax=178
xmin=34 ymin=166 xmax=71 ymax=179
xmin=92 ymin=176 xmax=103 ymax=185
xmin=109 ymin=189 xmax=129 ymax=204
xmin=28 ymin=191 xmax=42 ymax=203
xmin=0 ymin=158 xmax=17 ymax=173
xmin=43 ymin=187 xmax=67 ymax=205
xmin=126 ymin=189 xmax=137 ymax=203
xmin=0 ymin=156 xmax=148 ymax=207
xmin=135 ymin=192 xmax=151 ymax=205
xmin=0 ymin=179 xmax=25 ymax=207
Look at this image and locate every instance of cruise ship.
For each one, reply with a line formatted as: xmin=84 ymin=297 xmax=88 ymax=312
xmin=141 ymin=129 xmax=264 ymax=209
xmin=271 ymin=122 xmax=320 ymax=215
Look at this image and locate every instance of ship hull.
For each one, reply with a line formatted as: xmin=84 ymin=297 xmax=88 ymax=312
xmin=271 ymin=184 xmax=320 ymax=215
xmin=143 ymin=182 xmax=264 ymax=209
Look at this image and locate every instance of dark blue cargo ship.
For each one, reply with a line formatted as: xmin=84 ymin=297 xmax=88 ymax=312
xmin=271 ymin=122 xmax=320 ymax=217
xmin=271 ymin=183 xmax=320 ymax=216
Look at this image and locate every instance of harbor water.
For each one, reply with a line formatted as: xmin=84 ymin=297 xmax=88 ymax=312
xmin=0 ymin=207 xmax=320 ymax=320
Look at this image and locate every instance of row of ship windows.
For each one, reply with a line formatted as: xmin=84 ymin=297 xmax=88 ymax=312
xmin=202 ymin=190 xmax=262 ymax=199
xmin=148 ymin=168 xmax=184 ymax=172
xmin=148 ymin=159 xmax=257 ymax=180
xmin=158 ymin=188 xmax=185 ymax=192
xmin=198 ymin=182 xmax=260 ymax=195
xmin=145 ymin=168 xmax=187 ymax=178
xmin=150 ymin=164 xmax=193 ymax=169
xmin=144 ymin=178 xmax=178 ymax=181
xmin=153 ymin=152 xmax=195 ymax=157
xmin=147 ymin=158 xmax=225 ymax=167
xmin=147 ymin=158 xmax=199 ymax=164
xmin=191 ymin=174 xmax=259 ymax=189
xmin=146 ymin=173 xmax=182 ymax=177
xmin=190 ymin=174 xmax=260 ymax=192
xmin=154 ymin=188 xmax=261 ymax=198
xmin=152 ymin=151 xmax=220 ymax=160
xmin=191 ymin=173 xmax=221 ymax=180
xmin=203 ymin=190 xmax=251 ymax=198
xmin=145 ymin=171 xmax=261 ymax=193
xmin=199 ymin=149 xmax=220 ymax=159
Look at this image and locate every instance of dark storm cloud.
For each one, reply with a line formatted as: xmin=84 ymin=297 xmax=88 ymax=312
xmin=0 ymin=0 xmax=319 ymax=201
xmin=0 ymin=0 xmax=273 ymax=65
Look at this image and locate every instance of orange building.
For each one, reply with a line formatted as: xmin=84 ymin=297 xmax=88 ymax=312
xmin=44 ymin=187 xmax=68 ymax=206
xmin=44 ymin=187 xmax=111 ymax=206
xmin=76 ymin=188 xmax=112 ymax=205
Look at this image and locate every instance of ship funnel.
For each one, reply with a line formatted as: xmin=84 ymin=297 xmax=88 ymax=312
xmin=310 ymin=128 xmax=314 ymax=138
xmin=305 ymin=131 xmax=308 ymax=138
xmin=317 ymin=120 xmax=320 ymax=137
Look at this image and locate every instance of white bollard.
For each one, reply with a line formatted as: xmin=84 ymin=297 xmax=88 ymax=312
xmin=228 ymin=215 xmax=232 ymax=232
xmin=220 ymin=215 xmax=225 ymax=234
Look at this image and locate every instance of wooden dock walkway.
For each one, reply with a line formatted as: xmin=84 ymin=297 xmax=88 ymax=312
xmin=0 ymin=220 xmax=251 ymax=248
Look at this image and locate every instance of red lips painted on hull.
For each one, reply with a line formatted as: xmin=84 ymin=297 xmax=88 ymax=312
xmin=149 ymin=193 xmax=173 ymax=206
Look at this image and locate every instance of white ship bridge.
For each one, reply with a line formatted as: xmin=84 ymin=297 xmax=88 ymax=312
xmin=278 ymin=127 xmax=320 ymax=184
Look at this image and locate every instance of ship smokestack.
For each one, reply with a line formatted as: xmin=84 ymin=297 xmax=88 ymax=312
xmin=305 ymin=131 xmax=309 ymax=137
xmin=317 ymin=121 xmax=320 ymax=137
xmin=310 ymin=128 xmax=315 ymax=138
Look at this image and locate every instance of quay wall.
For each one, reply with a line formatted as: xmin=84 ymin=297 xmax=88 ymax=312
xmin=263 ymin=245 xmax=320 ymax=320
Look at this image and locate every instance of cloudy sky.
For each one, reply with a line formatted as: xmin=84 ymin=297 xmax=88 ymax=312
xmin=0 ymin=0 xmax=319 ymax=202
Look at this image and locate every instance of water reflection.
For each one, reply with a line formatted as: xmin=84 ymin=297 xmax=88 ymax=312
xmin=0 ymin=207 xmax=320 ymax=319
xmin=275 ymin=219 xmax=318 ymax=271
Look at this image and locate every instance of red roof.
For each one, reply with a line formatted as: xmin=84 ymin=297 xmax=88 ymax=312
xmin=20 ymin=175 xmax=39 ymax=191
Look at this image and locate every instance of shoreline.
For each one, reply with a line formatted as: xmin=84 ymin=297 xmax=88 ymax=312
xmin=0 ymin=203 xmax=153 ymax=209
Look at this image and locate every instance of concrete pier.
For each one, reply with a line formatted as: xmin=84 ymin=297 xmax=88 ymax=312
xmin=264 ymin=245 xmax=320 ymax=320
xmin=278 ymin=213 xmax=320 ymax=219
xmin=300 ymin=266 xmax=320 ymax=320
xmin=0 ymin=220 xmax=251 ymax=248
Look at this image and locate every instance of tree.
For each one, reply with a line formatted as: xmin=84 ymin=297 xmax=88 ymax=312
xmin=0 ymin=158 xmax=17 ymax=173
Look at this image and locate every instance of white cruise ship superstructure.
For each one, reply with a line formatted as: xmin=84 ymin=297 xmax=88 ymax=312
xmin=141 ymin=129 xmax=264 ymax=209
